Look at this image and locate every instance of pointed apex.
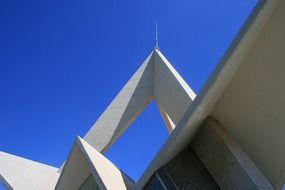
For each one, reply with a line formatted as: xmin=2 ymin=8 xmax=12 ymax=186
xmin=155 ymin=23 xmax=159 ymax=49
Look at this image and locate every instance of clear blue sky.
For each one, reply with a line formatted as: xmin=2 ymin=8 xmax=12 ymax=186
xmin=0 ymin=0 xmax=258 ymax=185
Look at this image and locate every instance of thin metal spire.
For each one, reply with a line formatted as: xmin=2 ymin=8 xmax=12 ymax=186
xmin=155 ymin=23 xmax=159 ymax=49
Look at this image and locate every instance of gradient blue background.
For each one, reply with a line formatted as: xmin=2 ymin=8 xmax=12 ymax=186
xmin=0 ymin=0 xmax=258 ymax=187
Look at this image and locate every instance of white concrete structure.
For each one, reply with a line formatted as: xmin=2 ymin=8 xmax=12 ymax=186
xmin=0 ymin=47 xmax=196 ymax=190
xmin=55 ymin=137 xmax=134 ymax=190
xmin=84 ymin=48 xmax=196 ymax=153
xmin=0 ymin=151 xmax=59 ymax=190
xmin=1 ymin=0 xmax=285 ymax=189
xmin=137 ymin=0 xmax=284 ymax=189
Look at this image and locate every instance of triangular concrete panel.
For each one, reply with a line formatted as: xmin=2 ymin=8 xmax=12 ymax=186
xmin=84 ymin=49 xmax=196 ymax=153
xmin=0 ymin=151 xmax=59 ymax=190
xmin=55 ymin=137 xmax=134 ymax=190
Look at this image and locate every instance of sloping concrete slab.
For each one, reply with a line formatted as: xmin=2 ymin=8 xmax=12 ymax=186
xmin=55 ymin=137 xmax=134 ymax=190
xmin=0 ymin=151 xmax=59 ymax=190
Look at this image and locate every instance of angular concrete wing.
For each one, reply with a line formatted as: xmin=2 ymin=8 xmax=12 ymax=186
xmin=55 ymin=137 xmax=134 ymax=190
xmin=84 ymin=48 xmax=196 ymax=153
xmin=84 ymin=51 xmax=155 ymax=153
xmin=0 ymin=151 xmax=59 ymax=190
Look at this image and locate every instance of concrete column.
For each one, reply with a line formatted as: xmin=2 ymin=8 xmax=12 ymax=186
xmin=192 ymin=117 xmax=274 ymax=190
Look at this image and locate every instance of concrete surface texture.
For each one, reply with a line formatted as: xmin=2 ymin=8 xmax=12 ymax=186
xmin=192 ymin=117 xmax=274 ymax=190
xmin=55 ymin=137 xmax=133 ymax=190
xmin=0 ymin=151 xmax=59 ymax=190
xmin=83 ymin=48 xmax=196 ymax=153
xmin=212 ymin=0 xmax=285 ymax=187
